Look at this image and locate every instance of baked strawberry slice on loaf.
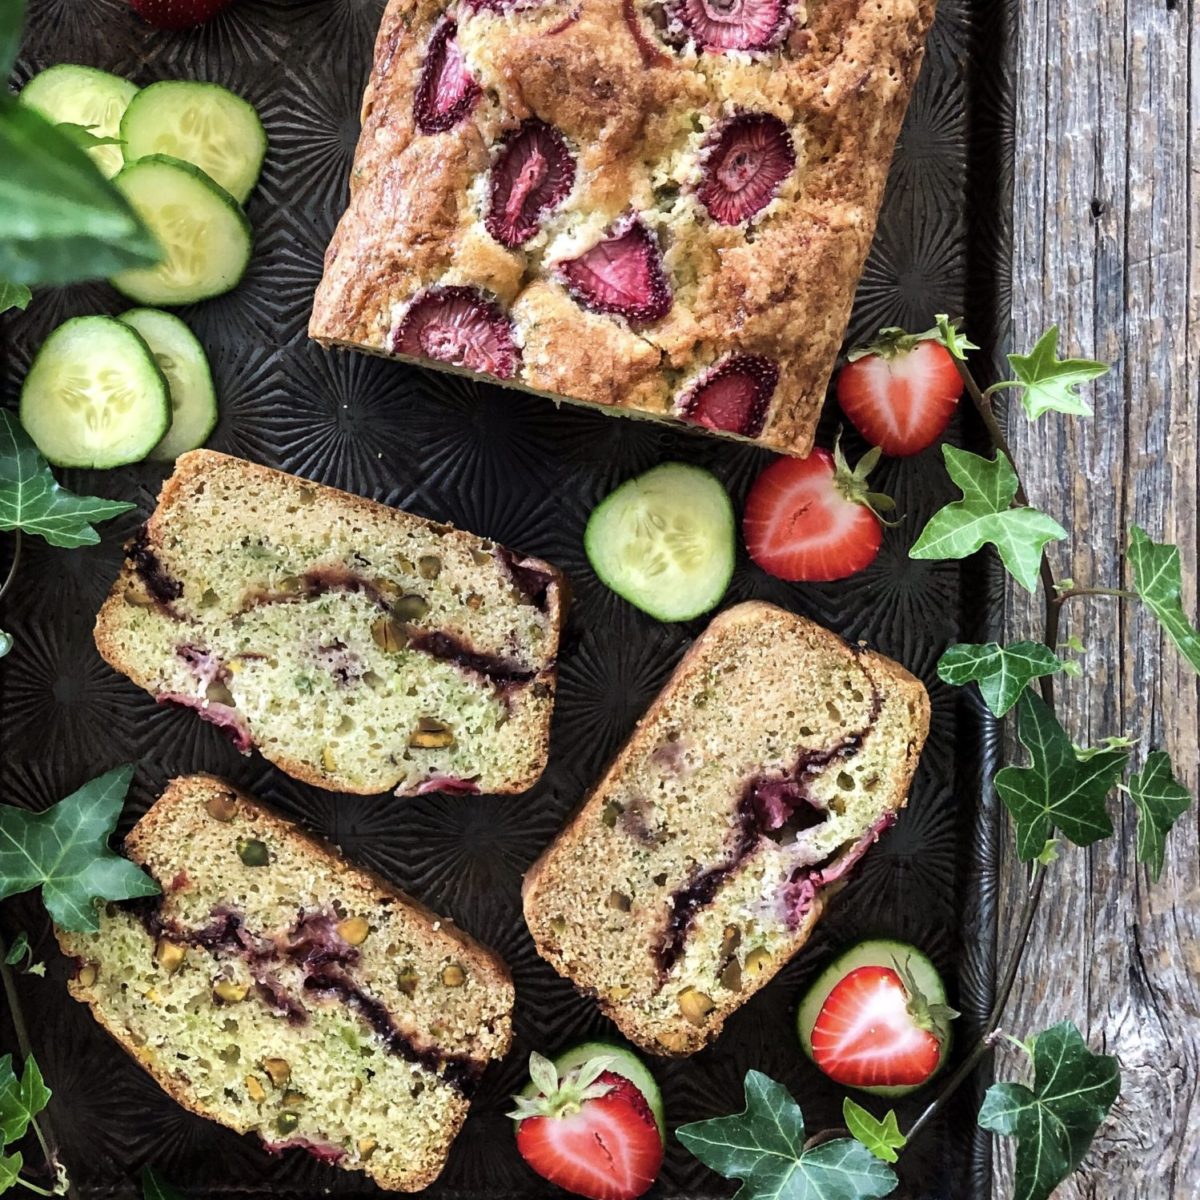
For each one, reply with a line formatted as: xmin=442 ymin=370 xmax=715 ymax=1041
xmin=94 ymin=450 xmax=564 ymax=796
xmin=523 ymin=602 xmax=930 ymax=1056
xmin=57 ymin=774 xmax=514 ymax=1192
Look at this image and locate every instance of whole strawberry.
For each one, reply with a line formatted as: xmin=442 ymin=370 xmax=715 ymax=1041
xmin=129 ymin=0 xmax=236 ymax=30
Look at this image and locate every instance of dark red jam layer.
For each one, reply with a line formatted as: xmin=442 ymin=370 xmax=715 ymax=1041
xmin=125 ymin=897 xmax=483 ymax=1093
xmin=654 ymin=687 xmax=883 ymax=976
xmin=128 ymin=528 xmax=184 ymax=608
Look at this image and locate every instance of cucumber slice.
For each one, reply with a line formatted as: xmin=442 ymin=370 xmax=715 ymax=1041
xmin=584 ymin=463 xmax=734 ymax=622
xmin=120 ymin=80 xmax=267 ymax=204
xmin=118 ymin=309 xmax=218 ymax=460
xmin=110 ymin=155 xmax=252 ymax=305
xmin=19 ymin=64 xmax=138 ymax=179
xmin=797 ymin=939 xmax=951 ymax=1098
xmin=518 ymin=1041 xmax=665 ymax=1142
xmin=19 ymin=315 xmax=170 ymax=469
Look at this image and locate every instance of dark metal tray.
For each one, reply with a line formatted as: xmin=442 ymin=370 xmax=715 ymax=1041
xmin=1 ymin=1 xmax=1013 ymax=1195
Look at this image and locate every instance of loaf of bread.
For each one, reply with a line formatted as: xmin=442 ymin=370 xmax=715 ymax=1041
xmin=57 ymin=775 xmax=514 ymax=1192
xmin=310 ymin=0 xmax=937 ymax=458
xmin=94 ymin=450 xmax=564 ymax=796
xmin=523 ymin=602 xmax=930 ymax=1055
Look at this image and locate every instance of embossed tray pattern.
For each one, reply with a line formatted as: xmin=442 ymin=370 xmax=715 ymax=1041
xmin=0 ymin=1 xmax=1013 ymax=1196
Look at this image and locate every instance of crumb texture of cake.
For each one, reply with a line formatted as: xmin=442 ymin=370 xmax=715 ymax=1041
xmin=94 ymin=450 xmax=564 ymax=796
xmin=522 ymin=601 xmax=931 ymax=1055
xmin=56 ymin=775 xmax=514 ymax=1193
xmin=310 ymin=0 xmax=938 ymax=457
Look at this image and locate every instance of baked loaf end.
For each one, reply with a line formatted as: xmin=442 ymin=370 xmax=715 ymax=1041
xmin=57 ymin=775 xmax=514 ymax=1192
xmin=94 ymin=450 xmax=564 ymax=796
xmin=310 ymin=0 xmax=937 ymax=457
xmin=523 ymin=602 xmax=930 ymax=1055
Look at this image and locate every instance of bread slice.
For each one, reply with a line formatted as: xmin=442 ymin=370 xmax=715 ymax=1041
xmin=94 ymin=450 xmax=564 ymax=796
xmin=57 ymin=775 xmax=514 ymax=1192
xmin=523 ymin=602 xmax=930 ymax=1056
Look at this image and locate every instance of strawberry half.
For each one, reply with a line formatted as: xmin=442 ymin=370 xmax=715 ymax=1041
xmin=666 ymin=0 xmax=788 ymax=53
xmin=510 ymin=1053 xmax=663 ymax=1200
xmin=836 ymin=327 xmax=965 ymax=457
xmin=742 ymin=440 xmax=894 ymax=582
xmin=486 ymin=120 xmax=576 ymax=247
xmin=557 ymin=215 xmax=672 ymax=325
xmin=129 ymin=0 xmax=234 ymax=27
xmin=391 ymin=286 xmax=520 ymax=379
xmin=697 ymin=113 xmax=794 ymax=226
xmin=677 ymin=354 xmax=778 ymax=437
xmin=809 ymin=961 xmax=957 ymax=1091
xmin=413 ymin=18 xmax=480 ymax=135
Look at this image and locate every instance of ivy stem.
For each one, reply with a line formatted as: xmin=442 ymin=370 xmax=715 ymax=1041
xmin=0 ymin=529 xmax=22 ymax=606
xmin=904 ymin=868 xmax=1047 ymax=1144
xmin=949 ymin=358 xmax=1060 ymax=699
xmin=1054 ymin=586 xmax=1135 ymax=605
xmin=0 ymin=931 xmax=76 ymax=1200
xmin=14 ymin=1177 xmax=53 ymax=1197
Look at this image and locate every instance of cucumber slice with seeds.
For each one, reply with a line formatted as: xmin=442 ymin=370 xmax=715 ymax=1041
xmin=120 ymin=80 xmax=267 ymax=203
xmin=110 ymin=155 xmax=252 ymax=305
xmin=585 ymin=462 xmax=735 ymax=622
xmin=118 ymin=309 xmax=218 ymax=460
xmin=19 ymin=64 xmax=138 ymax=179
xmin=19 ymin=315 xmax=170 ymax=469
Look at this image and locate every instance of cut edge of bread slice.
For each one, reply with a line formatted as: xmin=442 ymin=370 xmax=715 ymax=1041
xmin=522 ymin=600 xmax=931 ymax=1056
xmin=57 ymin=773 xmax=515 ymax=1192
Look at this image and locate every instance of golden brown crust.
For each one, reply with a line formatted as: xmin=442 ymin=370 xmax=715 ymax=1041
xmin=310 ymin=0 xmax=938 ymax=457
xmin=60 ymin=774 xmax=513 ymax=1192
xmin=93 ymin=450 xmax=565 ymax=797
xmin=522 ymin=601 xmax=931 ymax=1055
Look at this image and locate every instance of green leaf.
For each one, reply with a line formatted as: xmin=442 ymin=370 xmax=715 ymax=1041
xmin=676 ymin=1071 xmax=897 ymax=1200
xmin=0 ymin=1151 xmax=22 ymax=1192
xmin=909 ymin=447 xmax=1067 ymax=592
xmin=0 ymin=630 xmax=10 ymax=659
xmin=1000 ymin=327 xmax=1110 ymax=420
xmin=141 ymin=1167 xmax=184 ymax=1200
xmin=0 ymin=0 xmax=23 ymax=82
xmin=937 ymin=641 xmax=1064 ymax=717
xmin=1128 ymin=526 xmax=1200 ymax=674
xmin=934 ymin=314 xmax=979 ymax=362
xmin=0 ymin=1054 xmax=50 ymax=1145
xmin=0 ymin=411 xmax=136 ymax=548
xmin=0 ymin=282 xmax=31 ymax=315
xmin=0 ymin=764 xmax=160 ymax=932
xmin=0 ymin=97 xmax=160 ymax=286
xmin=846 ymin=317 xmax=977 ymax=364
xmin=54 ymin=123 xmax=125 ymax=151
xmin=978 ymin=1022 xmax=1119 ymax=1200
xmin=841 ymin=1100 xmax=906 ymax=1165
xmin=994 ymin=693 xmax=1128 ymax=860
xmin=1127 ymin=751 xmax=1192 ymax=881
xmin=1034 ymin=839 xmax=1059 ymax=866
xmin=2 ymin=933 xmax=28 ymax=967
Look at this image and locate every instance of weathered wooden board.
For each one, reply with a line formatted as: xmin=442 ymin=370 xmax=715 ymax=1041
xmin=1003 ymin=1 xmax=1200 ymax=1195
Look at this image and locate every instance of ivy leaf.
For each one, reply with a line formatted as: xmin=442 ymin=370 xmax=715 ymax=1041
xmin=1128 ymin=526 xmax=1200 ymax=674
xmin=0 ymin=1151 xmax=22 ymax=1191
xmin=909 ymin=447 xmax=1067 ymax=592
xmin=0 ymin=96 xmax=160 ymax=286
xmin=1000 ymin=327 xmax=1110 ymax=420
xmin=993 ymin=692 xmax=1128 ymax=860
xmin=1127 ymin=751 xmax=1192 ymax=882
xmin=978 ymin=1022 xmax=1119 ymax=1200
xmin=676 ymin=1071 xmax=897 ymax=1200
xmin=0 ymin=282 xmax=31 ymax=315
xmin=841 ymin=1100 xmax=906 ymax=1165
xmin=0 ymin=764 xmax=160 ymax=932
xmin=937 ymin=641 xmax=1064 ymax=717
xmin=141 ymin=1167 xmax=184 ymax=1200
xmin=934 ymin=313 xmax=979 ymax=362
xmin=0 ymin=411 xmax=136 ymax=548
xmin=0 ymin=1055 xmax=50 ymax=1145
xmin=0 ymin=630 xmax=11 ymax=659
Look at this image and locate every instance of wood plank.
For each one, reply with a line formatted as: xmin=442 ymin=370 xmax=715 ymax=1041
xmin=1002 ymin=0 xmax=1200 ymax=1195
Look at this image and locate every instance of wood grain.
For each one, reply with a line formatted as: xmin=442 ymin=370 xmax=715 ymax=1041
xmin=1002 ymin=1 xmax=1200 ymax=1195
